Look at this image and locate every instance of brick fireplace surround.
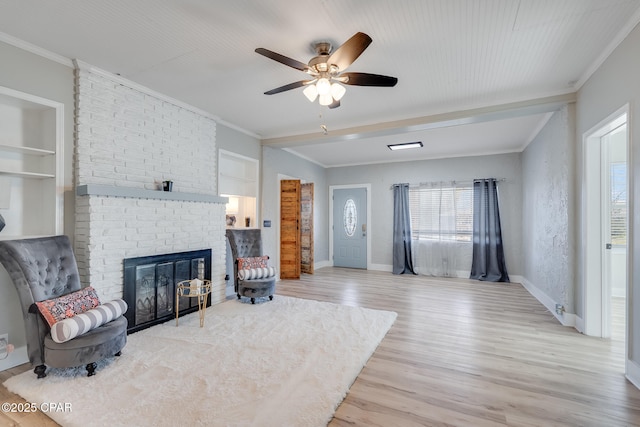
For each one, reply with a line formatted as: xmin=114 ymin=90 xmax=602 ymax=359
xmin=73 ymin=61 xmax=227 ymax=307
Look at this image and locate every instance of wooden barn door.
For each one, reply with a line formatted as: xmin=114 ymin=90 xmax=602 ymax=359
xmin=280 ymin=179 xmax=301 ymax=279
xmin=300 ymin=183 xmax=314 ymax=274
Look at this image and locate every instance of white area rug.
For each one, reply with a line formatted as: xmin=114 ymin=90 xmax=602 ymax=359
xmin=4 ymin=296 xmax=396 ymax=427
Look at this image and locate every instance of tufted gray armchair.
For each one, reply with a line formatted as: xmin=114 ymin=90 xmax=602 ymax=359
xmin=226 ymin=229 xmax=276 ymax=304
xmin=0 ymin=235 xmax=127 ymax=378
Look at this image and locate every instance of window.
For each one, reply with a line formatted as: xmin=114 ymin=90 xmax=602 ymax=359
xmin=408 ymin=184 xmax=473 ymax=242
xmin=611 ymin=162 xmax=627 ymax=246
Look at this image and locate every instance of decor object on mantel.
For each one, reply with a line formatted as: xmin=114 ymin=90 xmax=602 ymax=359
xmin=0 ymin=213 xmax=4 ymax=232
xmin=256 ymin=32 xmax=398 ymax=108
xmin=0 ymin=235 xmax=127 ymax=378
xmin=162 ymin=180 xmax=173 ymax=192
xmin=3 ymin=296 xmax=397 ymax=427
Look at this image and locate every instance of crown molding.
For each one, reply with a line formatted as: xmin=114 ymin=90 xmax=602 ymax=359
xmin=575 ymin=7 xmax=640 ymax=90
xmin=0 ymin=31 xmax=73 ymax=67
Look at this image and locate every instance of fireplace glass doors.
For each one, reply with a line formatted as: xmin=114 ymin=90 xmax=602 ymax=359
xmin=123 ymin=249 xmax=211 ymax=333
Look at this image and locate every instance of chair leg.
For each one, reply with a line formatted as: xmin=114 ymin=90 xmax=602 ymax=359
xmin=34 ymin=364 xmax=47 ymax=379
xmin=251 ymin=298 xmax=255 ymax=304
xmin=237 ymin=293 xmax=241 ymax=299
xmin=86 ymin=362 xmax=97 ymax=377
xmin=269 ymin=295 xmax=273 ymax=301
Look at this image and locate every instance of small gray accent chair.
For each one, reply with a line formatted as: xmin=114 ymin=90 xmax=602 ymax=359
xmin=226 ymin=229 xmax=276 ymax=304
xmin=0 ymin=235 xmax=127 ymax=378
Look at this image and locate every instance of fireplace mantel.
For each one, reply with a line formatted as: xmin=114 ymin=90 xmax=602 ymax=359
xmin=77 ymin=184 xmax=228 ymax=204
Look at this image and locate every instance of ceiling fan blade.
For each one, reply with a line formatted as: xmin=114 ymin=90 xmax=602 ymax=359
xmin=264 ymin=80 xmax=310 ymax=95
xmin=328 ymin=100 xmax=341 ymax=109
xmin=255 ymin=48 xmax=309 ymax=72
xmin=328 ymin=32 xmax=372 ymax=71
xmin=340 ymin=72 xmax=398 ymax=87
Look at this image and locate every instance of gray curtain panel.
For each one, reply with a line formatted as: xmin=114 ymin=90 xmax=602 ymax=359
xmin=470 ymin=179 xmax=510 ymax=282
xmin=392 ymin=183 xmax=416 ymax=275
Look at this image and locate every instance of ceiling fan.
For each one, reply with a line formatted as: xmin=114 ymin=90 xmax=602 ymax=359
xmin=255 ymin=32 xmax=398 ymax=109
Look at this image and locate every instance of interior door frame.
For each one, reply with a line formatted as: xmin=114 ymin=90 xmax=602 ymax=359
xmin=329 ymin=184 xmax=372 ymax=269
xmin=582 ymin=104 xmax=629 ymax=339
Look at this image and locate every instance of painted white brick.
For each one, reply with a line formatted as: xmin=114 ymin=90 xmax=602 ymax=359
xmin=75 ymin=65 xmax=226 ymax=306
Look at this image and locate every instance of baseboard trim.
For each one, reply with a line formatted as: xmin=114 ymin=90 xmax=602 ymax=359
xmin=314 ymin=260 xmax=332 ymax=270
xmin=627 ymin=359 xmax=640 ymax=389
xmin=370 ymin=263 xmax=392 ymax=272
xmin=520 ymin=277 xmax=576 ymax=328
xmin=574 ymin=315 xmax=585 ymax=333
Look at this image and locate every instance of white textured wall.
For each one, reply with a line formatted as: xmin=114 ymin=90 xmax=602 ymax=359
xmin=74 ymin=64 xmax=227 ymax=305
xmin=521 ymin=105 xmax=576 ymax=312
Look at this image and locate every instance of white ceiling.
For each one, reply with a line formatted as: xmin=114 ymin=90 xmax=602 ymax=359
xmin=1 ymin=0 xmax=639 ymax=167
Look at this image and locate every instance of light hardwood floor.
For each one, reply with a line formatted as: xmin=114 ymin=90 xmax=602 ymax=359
xmin=2 ymin=268 xmax=639 ymax=426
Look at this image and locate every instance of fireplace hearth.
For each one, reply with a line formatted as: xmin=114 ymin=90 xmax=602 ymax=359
xmin=123 ymin=249 xmax=212 ymax=333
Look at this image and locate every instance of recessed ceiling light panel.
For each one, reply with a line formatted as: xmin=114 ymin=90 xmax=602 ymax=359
xmin=387 ymin=141 xmax=423 ymax=151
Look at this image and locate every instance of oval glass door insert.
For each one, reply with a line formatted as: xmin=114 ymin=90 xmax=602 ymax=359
xmin=343 ymin=198 xmax=357 ymax=237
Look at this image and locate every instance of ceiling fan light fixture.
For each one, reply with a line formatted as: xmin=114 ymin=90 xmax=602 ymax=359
xmin=319 ymin=93 xmax=333 ymax=106
xmin=256 ymin=32 xmax=397 ymax=109
xmin=303 ymin=84 xmax=318 ymax=102
xmin=331 ymin=82 xmax=346 ymax=101
xmin=316 ymin=77 xmax=331 ymax=96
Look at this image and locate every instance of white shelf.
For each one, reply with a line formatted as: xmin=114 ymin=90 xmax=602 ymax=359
xmin=0 ymin=144 xmax=55 ymax=156
xmin=219 ymin=172 xmax=256 ymax=183
xmin=0 ymin=170 xmax=55 ymax=179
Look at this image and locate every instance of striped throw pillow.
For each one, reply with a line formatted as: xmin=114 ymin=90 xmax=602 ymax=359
xmin=238 ymin=267 xmax=277 ymax=280
xmin=50 ymin=299 xmax=128 ymax=343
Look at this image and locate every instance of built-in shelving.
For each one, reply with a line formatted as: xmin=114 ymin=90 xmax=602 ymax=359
xmin=0 ymin=85 xmax=63 ymax=238
xmin=0 ymin=86 xmax=64 ymax=371
xmin=218 ymin=149 xmax=259 ymax=228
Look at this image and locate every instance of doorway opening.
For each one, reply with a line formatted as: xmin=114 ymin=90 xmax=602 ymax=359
xmin=583 ymin=106 xmax=629 ymax=354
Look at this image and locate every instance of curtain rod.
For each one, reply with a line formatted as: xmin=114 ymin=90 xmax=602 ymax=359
xmin=390 ymin=178 xmax=506 ymax=190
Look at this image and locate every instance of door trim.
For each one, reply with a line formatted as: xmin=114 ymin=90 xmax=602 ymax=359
xmin=582 ymin=104 xmax=628 ymax=338
xmin=329 ymin=184 xmax=371 ymax=269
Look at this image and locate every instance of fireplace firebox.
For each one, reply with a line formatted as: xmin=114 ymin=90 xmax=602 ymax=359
xmin=123 ymin=249 xmax=212 ymax=333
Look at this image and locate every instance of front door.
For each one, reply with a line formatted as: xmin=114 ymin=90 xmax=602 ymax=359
xmin=333 ymin=188 xmax=367 ymax=269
